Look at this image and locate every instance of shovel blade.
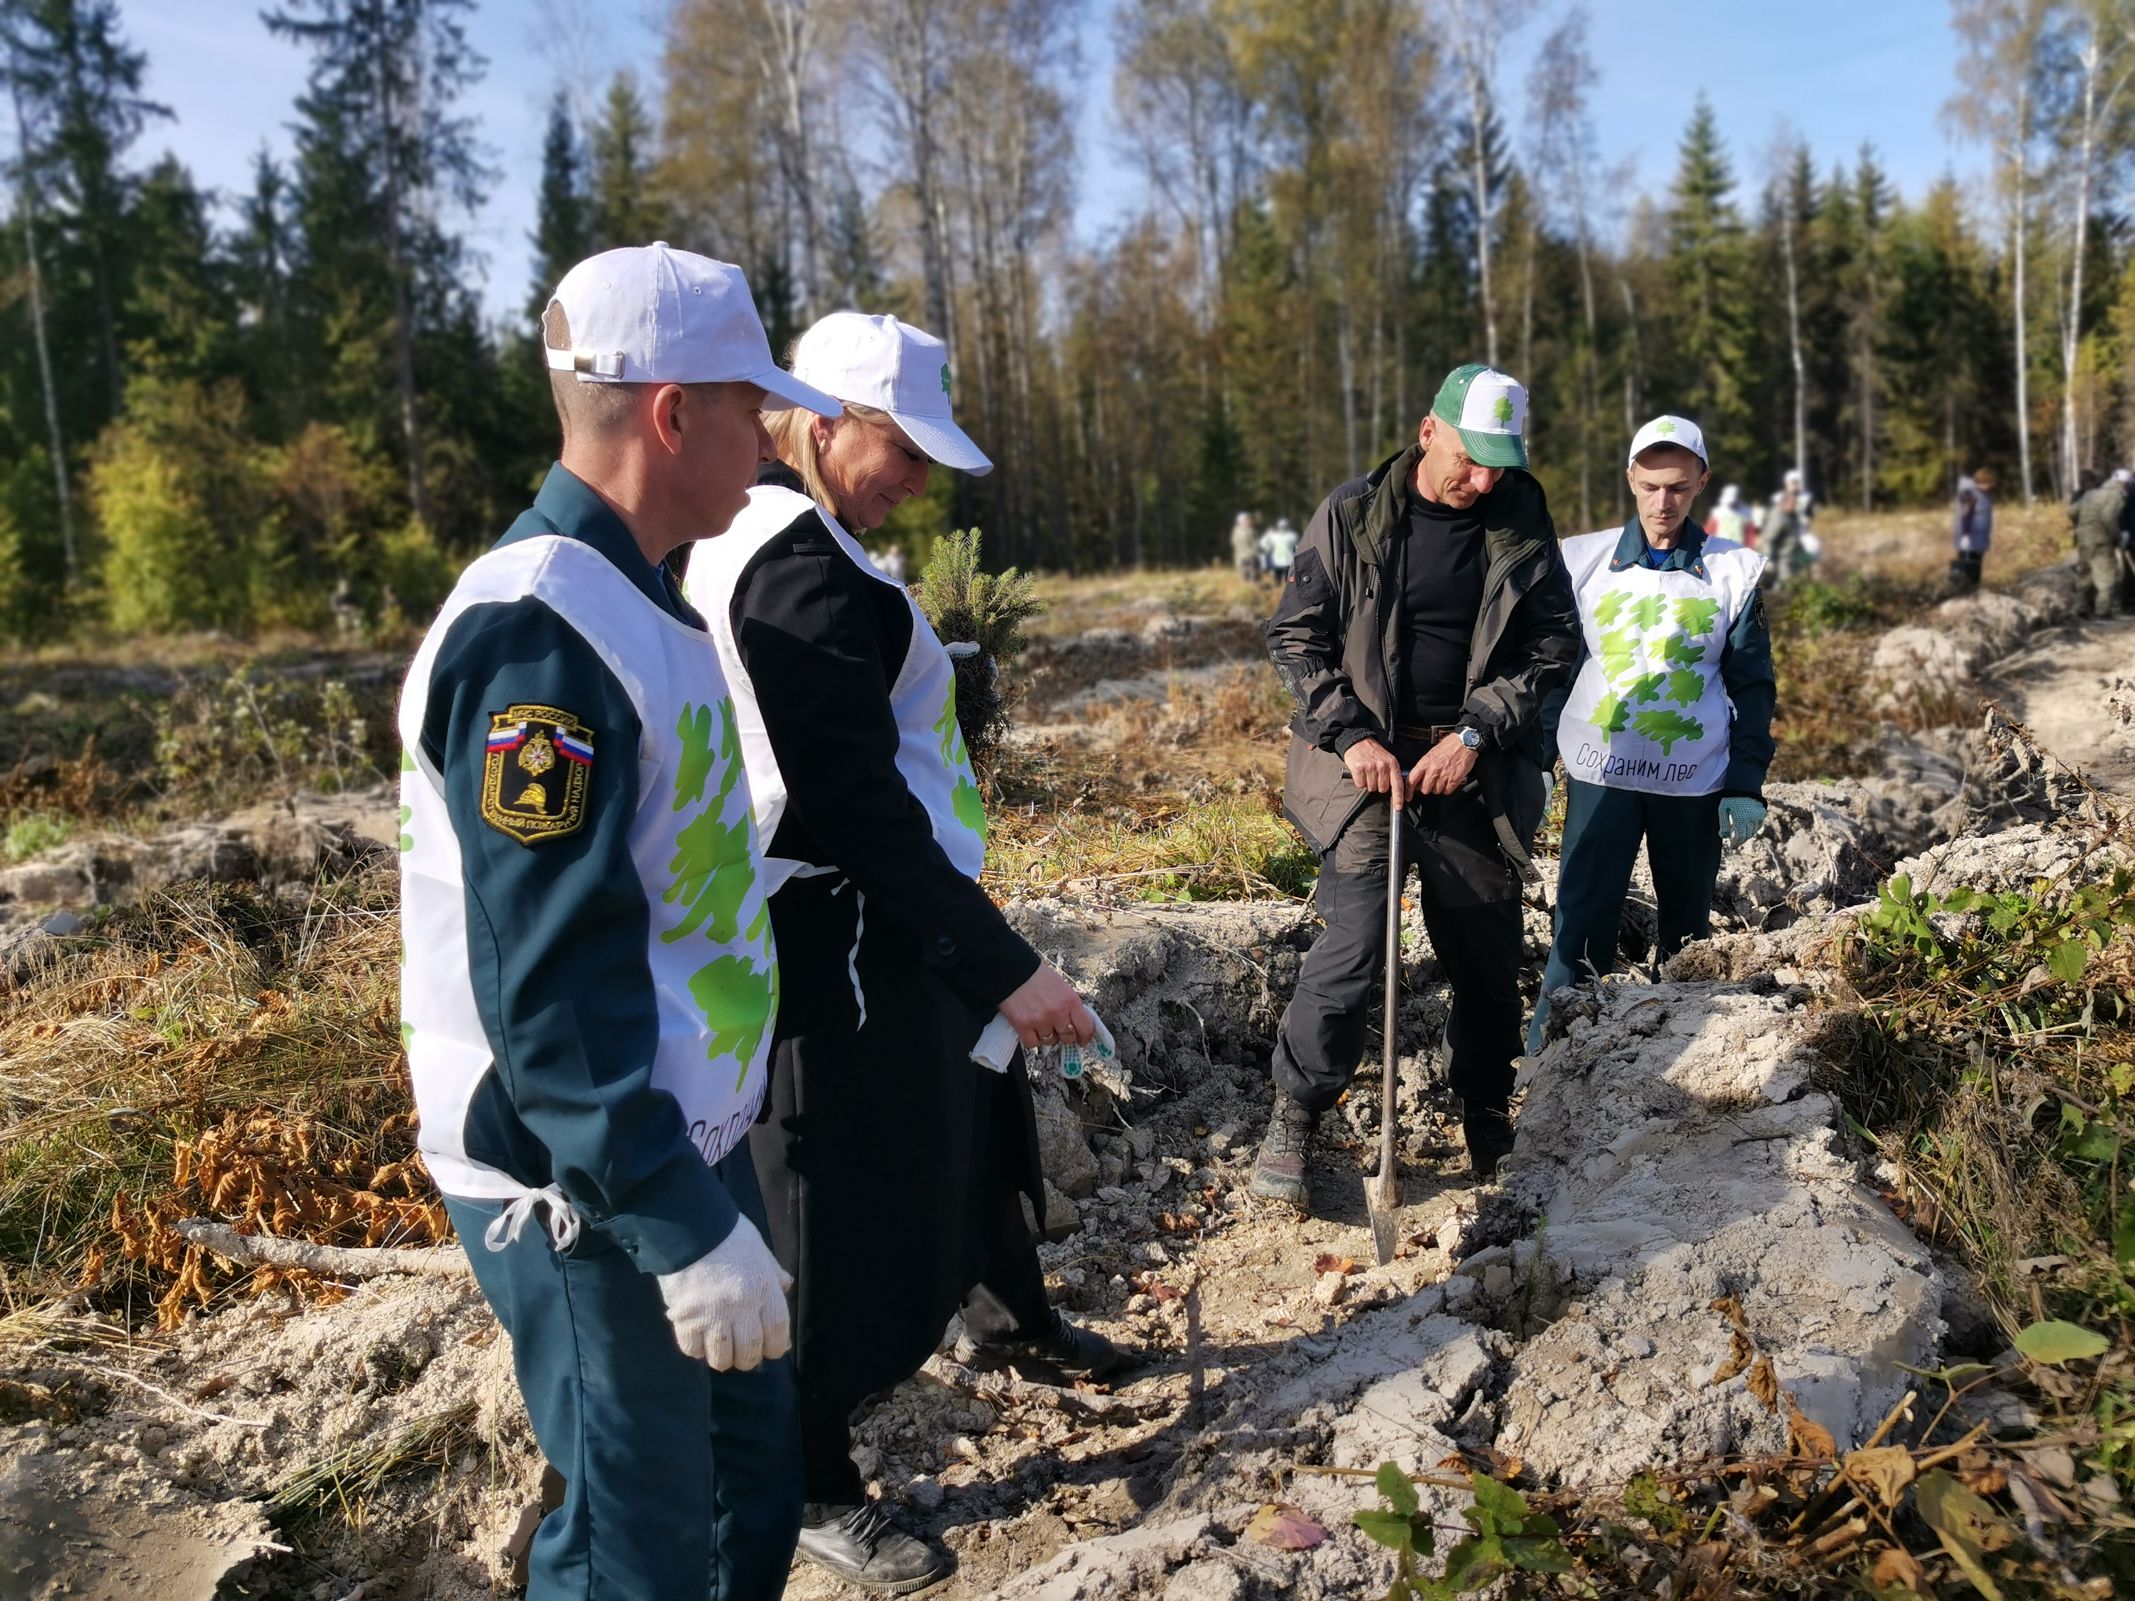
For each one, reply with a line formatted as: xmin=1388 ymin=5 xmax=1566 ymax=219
xmin=1364 ymin=1165 xmax=1400 ymax=1266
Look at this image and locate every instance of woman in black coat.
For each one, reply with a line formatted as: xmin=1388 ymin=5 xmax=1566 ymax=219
xmin=685 ymin=312 xmax=1125 ymax=1593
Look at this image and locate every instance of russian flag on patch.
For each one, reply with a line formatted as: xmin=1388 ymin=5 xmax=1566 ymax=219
xmin=486 ymin=722 xmax=527 ymax=752
xmin=554 ymin=729 xmax=595 ymax=766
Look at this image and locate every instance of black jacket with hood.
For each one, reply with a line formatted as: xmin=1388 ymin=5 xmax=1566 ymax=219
xmin=1267 ymin=443 xmax=1581 ymax=872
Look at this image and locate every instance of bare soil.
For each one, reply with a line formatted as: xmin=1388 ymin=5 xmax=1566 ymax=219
xmin=0 ymin=539 xmax=2125 ymax=1599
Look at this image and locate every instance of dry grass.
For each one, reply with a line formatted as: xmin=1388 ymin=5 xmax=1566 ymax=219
xmin=0 ymin=867 xmax=429 ymax=1317
xmin=1023 ymin=563 xmax=1269 ymax=642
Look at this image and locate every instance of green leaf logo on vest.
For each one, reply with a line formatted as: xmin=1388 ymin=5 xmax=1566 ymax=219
xmin=688 ymin=944 xmax=778 ymax=1089
xmin=665 ymin=698 xmax=777 ymax=1087
xmin=933 ymin=681 xmax=987 ymax=843
xmin=1587 ymin=577 xmax=1720 ymax=755
xmin=665 ymin=699 xmax=753 ymax=941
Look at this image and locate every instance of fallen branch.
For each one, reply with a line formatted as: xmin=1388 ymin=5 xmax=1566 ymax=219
xmin=171 ymin=1219 xmax=469 ymax=1280
xmin=60 ymin=1357 xmax=271 ymax=1429
xmin=921 ymin=1354 xmax=1169 ymax=1423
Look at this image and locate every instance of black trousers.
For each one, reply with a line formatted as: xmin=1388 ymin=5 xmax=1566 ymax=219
xmin=798 ymin=1122 xmax=1052 ymax=1505
xmin=1272 ymin=774 xmax=1524 ymax=1117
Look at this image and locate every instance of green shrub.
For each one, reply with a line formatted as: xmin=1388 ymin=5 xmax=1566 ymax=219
xmin=376 ymin=516 xmax=455 ymax=629
xmin=92 ymin=377 xmax=265 ymax=635
xmin=2 ymin=812 xmax=73 ymax=862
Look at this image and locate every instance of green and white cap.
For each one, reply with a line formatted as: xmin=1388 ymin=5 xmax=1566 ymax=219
xmin=1430 ymin=363 xmax=1529 ymax=470
xmin=1627 ymin=414 xmax=1707 ymax=467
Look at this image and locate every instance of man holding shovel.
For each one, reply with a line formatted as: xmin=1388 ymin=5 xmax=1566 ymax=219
xmin=1252 ymin=365 xmax=1579 ymax=1210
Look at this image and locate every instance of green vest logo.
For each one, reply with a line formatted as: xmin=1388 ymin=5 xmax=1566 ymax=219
xmin=1588 ymin=590 xmax=1721 ymax=754
xmin=933 ymin=682 xmax=988 ymax=842
xmin=665 ymin=698 xmax=776 ymax=1086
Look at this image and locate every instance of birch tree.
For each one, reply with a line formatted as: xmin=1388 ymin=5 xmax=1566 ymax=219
xmin=2041 ymin=0 xmax=2135 ymax=483
xmin=2 ymin=37 xmax=74 ymax=582
xmin=1434 ymin=0 xmax=1537 ymax=370
xmin=1951 ymin=0 xmax=2055 ymax=504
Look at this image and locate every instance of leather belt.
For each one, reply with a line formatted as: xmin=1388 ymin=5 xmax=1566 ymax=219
xmin=1391 ymin=722 xmax=1460 ymax=743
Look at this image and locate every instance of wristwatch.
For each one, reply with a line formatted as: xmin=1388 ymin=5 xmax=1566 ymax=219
xmin=1457 ymin=725 xmax=1483 ymax=751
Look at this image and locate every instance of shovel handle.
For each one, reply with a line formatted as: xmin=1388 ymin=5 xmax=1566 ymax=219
xmin=1380 ymin=798 xmax=1405 ymax=1167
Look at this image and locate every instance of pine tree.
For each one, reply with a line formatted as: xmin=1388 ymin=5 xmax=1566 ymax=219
xmin=1666 ymin=98 xmax=1752 ymax=471
xmin=266 ymin=0 xmax=492 ymax=533
xmin=528 ymin=89 xmax=586 ymax=317
xmin=5 ymin=0 xmax=168 ymax=417
xmin=124 ymin=155 xmax=231 ymax=383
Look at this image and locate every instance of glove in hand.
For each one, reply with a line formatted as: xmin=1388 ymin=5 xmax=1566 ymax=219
xmin=656 ymin=1215 xmax=793 ymax=1372
xmin=1717 ymin=796 xmax=1767 ymax=849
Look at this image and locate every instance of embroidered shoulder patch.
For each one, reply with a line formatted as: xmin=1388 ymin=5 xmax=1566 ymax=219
xmin=481 ymin=704 xmax=595 ymax=845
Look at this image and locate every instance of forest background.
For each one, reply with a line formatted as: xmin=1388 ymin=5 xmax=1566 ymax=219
xmin=0 ymin=0 xmax=2125 ymax=641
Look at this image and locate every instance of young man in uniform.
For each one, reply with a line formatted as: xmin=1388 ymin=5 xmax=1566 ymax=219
xmin=1252 ymin=364 xmax=1579 ymax=1203
xmin=1530 ymin=416 xmax=1776 ymax=1051
xmin=398 ymin=243 xmax=840 ymax=1601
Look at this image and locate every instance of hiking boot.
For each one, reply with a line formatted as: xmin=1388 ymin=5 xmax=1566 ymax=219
xmin=1249 ymin=1092 xmax=1318 ymax=1209
xmin=1462 ymin=1099 xmax=1516 ymax=1182
xmin=958 ymin=1309 xmax=1133 ymax=1381
xmin=797 ymin=1499 xmax=949 ymax=1593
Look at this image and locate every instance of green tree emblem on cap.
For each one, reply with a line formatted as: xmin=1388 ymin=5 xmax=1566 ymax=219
xmin=1655 ymin=418 xmax=1677 ymax=436
xmin=940 ymin=363 xmax=952 ymax=396
xmin=1492 ymin=393 xmax=1514 ymax=425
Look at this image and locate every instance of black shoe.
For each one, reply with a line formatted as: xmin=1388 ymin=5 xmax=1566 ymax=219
xmin=797 ymin=1499 xmax=949 ymax=1593
xmin=959 ymin=1309 xmax=1132 ymax=1381
xmin=1248 ymin=1091 xmax=1317 ymax=1209
xmin=1463 ymin=1100 xmax=1516 ymax=1181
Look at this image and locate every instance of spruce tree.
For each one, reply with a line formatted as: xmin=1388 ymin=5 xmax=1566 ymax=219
xmin=588 ymin=72 xmax=665 ymax=251
xmin=528 ymin=89 xmax=586 ymax=318
xmin=1665 ymin=97 xmax=1752 ymax=471
xmin=266 ymin=0 xmax=492 ymax=534
xmin=5 ymin=0 xmax=168 ymax=419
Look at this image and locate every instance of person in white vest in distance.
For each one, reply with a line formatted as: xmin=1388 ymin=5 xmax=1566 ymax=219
xmin=1530 ymin=415 xmax=1777 ymax=1052
xmin=684 ymin=310 xmax=1125 ymax=1594
xmin=397 ymin=243 xmax=841 ymax=1601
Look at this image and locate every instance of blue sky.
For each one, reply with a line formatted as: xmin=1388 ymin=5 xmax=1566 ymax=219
xmin=116 ymin=0 xmax=1974 ymax=328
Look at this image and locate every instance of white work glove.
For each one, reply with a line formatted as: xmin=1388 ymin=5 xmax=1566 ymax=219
xmin=655 ymin=1215 xmax=793 ymax=1372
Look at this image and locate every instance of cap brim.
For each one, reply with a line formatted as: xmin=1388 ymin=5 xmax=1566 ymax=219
xmin=886 ymin=408 xmax=994 ymax=475
xmin=755 ymin=366 xmax=842 ymax=418
xmin=1456 ymin=426 xmax=1527 ymax=470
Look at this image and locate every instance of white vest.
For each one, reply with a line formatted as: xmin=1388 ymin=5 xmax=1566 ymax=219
xmin=685 ymin=484 xmax=986 ymax=896
xmin=1555 ymin=530 xmax=1764 ymax=796
xmin=398 ymin=536 xmax=777 ymax=1202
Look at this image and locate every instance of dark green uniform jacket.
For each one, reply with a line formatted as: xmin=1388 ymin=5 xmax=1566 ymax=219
xmin=1266 ymin=443 xmax=1581 ymax=870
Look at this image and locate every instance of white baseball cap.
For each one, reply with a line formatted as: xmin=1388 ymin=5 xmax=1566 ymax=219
xmin=1628 ymin=414 xmax=1708 ymax=468
xmin=542 ymin=243 xmax=839 ymax=415
xmin=789 ymin=313 xmax=993 ymax=475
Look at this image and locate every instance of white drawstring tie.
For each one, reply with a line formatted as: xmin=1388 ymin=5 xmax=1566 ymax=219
xmin=483 ymin=1185 xmax=582 ymax=1254
xmin=831 ymin=879 xmax=869 ymax=1029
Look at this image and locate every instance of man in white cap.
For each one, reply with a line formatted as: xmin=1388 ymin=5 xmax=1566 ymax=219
xmin=397 ymin=243 xmax=840 ymax=1601
xmin=685 ymin=310 xmax=1122 ymax=1593
xmin=1253 ymin=362 xmax=1579 ymax=1204
xmin=1529 ymin=415 xmax=1776 ymax=1051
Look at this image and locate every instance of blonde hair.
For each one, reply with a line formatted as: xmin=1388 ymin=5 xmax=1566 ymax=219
xmin=764 ymin=397 xmax=899 ymax=519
